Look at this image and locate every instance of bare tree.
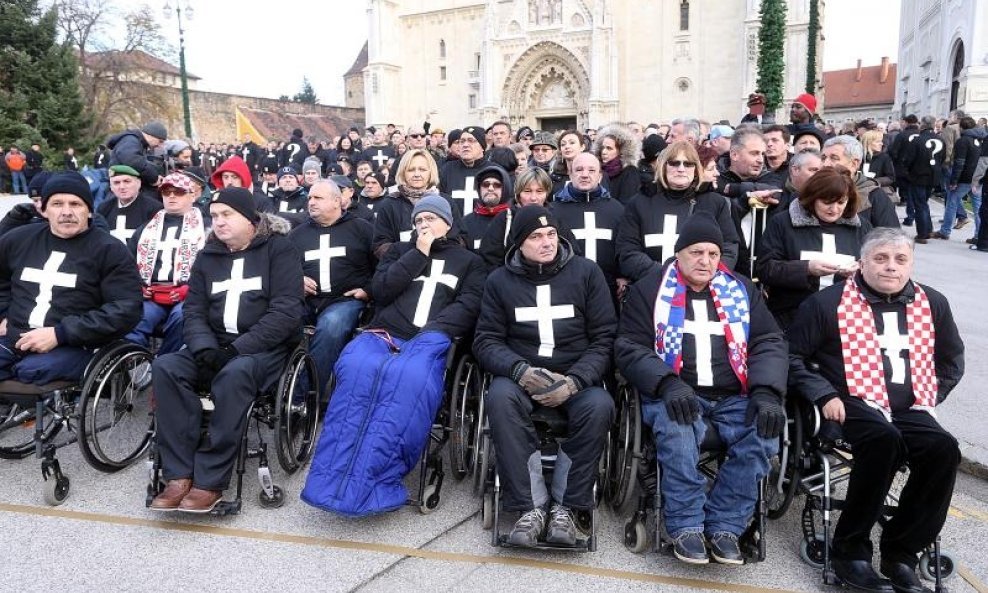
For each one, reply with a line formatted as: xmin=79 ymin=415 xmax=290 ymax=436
xmin=56 ymin=0 xmax=179 ymax=140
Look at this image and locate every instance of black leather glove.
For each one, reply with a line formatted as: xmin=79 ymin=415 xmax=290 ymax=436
xmin=532 ymin=376 xmax=579 ymax=408
xmin=7 ymin=203 xmax=37 ymax=223
xmin=513 ymin=363 xmax=556 ymax=394
xmin=659 ymin=375 xmax=700 ymax=425
xmin=193 ymin=346 xmax=238 ymax=390
xmin=745 ymin=393 xmax=785 ymax=439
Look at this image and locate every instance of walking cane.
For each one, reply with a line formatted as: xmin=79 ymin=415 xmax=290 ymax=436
xmin=748 ymin=195 xmax=769 ymax=282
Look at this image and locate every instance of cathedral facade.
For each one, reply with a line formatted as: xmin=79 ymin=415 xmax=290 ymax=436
xmin=362 ymin=0 xmax=823 ymax=131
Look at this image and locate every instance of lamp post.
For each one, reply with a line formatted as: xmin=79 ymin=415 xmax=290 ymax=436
xmin=163 ymin=1 xmax=194 ymax=139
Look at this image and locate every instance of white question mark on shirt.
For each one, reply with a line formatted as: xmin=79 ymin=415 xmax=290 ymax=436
xmin=926 ymin=139 xmax=944 ymax=166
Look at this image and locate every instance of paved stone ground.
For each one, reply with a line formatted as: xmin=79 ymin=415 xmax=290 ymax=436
xmin=0 ymin=192 xmax=986 ymax=592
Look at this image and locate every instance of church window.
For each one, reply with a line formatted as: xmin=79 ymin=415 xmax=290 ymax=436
xmin=680 ymin=1 xmax=690 ymax=31
xmin=469 ymin=94 xmax=477 ymax=109
xmin=440 ymin=66 xmax=447 ymax=81
xmin=439 ymin=40 xmax=446 ymax=59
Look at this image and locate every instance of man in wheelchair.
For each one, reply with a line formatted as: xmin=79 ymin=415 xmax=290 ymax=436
xmin=288 ymin=179 xmax=375 ymax=389
xmin=0 ymin=172 xmax=142 ymax=383
xmin=125 ymin=173 xmax=208 ymax=355
xmin=150 ymin=188 xmax=304 ymax=513
xmin=473 ymin=206 xmax=616 ymax=548
xmin=616 ymin=213 xmax=787 ymax=565
xmin=788 ymin=227 xmax=964 ymax=593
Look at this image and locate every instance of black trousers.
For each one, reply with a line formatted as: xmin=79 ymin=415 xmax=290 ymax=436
xmin=152 ymin=348 xmax=287 ymax=491
xmin=832 ymin=397 xmax=960 ymax=567
xmin=485 ymin=376 xmax=613 ymax=512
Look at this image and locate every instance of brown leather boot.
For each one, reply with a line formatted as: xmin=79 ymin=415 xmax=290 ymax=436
xmin=177 ymin=487 xmax=223 ymax=513
xmin=149 ymin=478 xmax=192 ymax=511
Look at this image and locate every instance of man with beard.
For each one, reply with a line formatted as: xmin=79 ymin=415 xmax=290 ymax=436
xmin=440 ymin=126 xmax=490 ymax=216
xmin=461 ymin=165 xmax=513 ymax=251
xmin=789 ymin=93 xmax=818 ymax=136
xmin=473 ymin=206 xmax=616 ymax=548
xmin=97 ymin=165 xmax=162 ymax=245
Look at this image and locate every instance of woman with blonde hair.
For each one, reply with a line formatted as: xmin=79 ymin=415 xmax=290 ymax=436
xmin=860 ymin=129 xmax=895 ymax=196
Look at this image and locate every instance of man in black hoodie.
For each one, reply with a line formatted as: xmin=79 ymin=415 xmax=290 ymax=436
xmin=474 ymin=205 xmax=616 ymax=548
xmin=150 ymin=188 xmax=304 ymax=513
xmin=461 ymin=165 xmax=513 ymax=251
xmin=107 ymin=121 xmax=167 ymax=191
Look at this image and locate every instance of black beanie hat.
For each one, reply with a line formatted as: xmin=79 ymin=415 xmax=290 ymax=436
xmin=210 ymin=187 xmax=260 ymax=224
xmin=461 ymin=126 xmax=487 ymax=149
xmin=642 ymin=134 xmax=668 ymax=161
xmin=41 ymin=171 xmax=93 ymax=211
xmin=447 ymin=129 xmax=463 ymax=144
xmin=673 ymin=212 xmax=723 ymax=253
xmin=28 ymin=171 xmax=52 ymax=199
xmin=510 ymin=205 xmax=558 ymax=249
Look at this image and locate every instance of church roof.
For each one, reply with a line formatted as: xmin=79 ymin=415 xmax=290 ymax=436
xmin=823 ymin=60 xmax=896 ymax=109
xmin=345 ymin=42 xmax=368 ymax=78
xmin=82 ymin=49 xmax=201 ymax=80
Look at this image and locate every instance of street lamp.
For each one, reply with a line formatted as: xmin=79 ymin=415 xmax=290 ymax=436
xmin=163 ymin=1 xmax=194 ymax=139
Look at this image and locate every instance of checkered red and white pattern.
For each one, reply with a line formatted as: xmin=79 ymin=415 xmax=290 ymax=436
xmin=838 ymin=276 xmax=938 ymax=418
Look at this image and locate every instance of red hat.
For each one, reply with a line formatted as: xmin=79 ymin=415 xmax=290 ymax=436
xmin=794 ymin=93 xmax=817 ymax=114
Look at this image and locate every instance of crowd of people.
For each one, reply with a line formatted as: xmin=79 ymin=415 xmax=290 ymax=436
xmin=0 ymin=93 xmax=977 ymax=593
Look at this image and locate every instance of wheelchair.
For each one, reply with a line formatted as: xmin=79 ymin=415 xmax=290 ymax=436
xmin=776 ymin=396 xmax=956 ymax=592
xmin=144 ymin=327 xmax=320 ymax=515
xmin=0 ymin=340 xmax=155 ymax=505
xmin=614 ymin=383 xmax=778 ymax=563
xmin=452 ymin=364 xmax=611 ymax=551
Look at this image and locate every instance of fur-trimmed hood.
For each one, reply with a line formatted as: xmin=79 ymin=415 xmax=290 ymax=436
xmin=594 ymin=123 xmax=640 ymax=169
xmin=788 ymin=197 xmax=861 ymax=228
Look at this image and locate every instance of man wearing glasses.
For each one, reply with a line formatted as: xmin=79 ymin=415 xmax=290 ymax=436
xmin=439 ymin=126 xmax=490 ymax=216
xmin=529 ymin=132 xmax=558 ymax=173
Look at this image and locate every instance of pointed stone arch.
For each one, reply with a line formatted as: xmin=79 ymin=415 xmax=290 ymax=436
xmin=501 ymin=41 xmax=590 ymax=128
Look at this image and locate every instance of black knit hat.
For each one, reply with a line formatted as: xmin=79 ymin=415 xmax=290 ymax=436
xmin=210 ymin=187 xmax=260 ymax=224
xmin=510 ymin=205 xmax=557 ymax=249
xmin=28 ymin=171 xmax=52 ymax=199
xmin=642 ymin=134 xmax=668 ymax=161
xmin=461 ymin=126 xmax=487 ymax=149
xmin=673 ymin=212 xmax=723 ymax=253
xmin=141 ymin=121 xmax=168 ymax=141
xmin=41 ymin=171 xmax=93 ymax=211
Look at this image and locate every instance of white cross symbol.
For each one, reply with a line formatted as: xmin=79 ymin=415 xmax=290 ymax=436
xmin=644 ymin=214 xmax=679 ymax=261
xmin=304 ymin=234 xmax=346 ymax=293
xmin=211 ymin=258 xmax=263 ymax=334
xmin=473 ymin=238 xmax=481 ymax=250
xmin=399 ymin=230 xmax=413 ymax=242
xmin=878 ymin=311 xmax=910 ymax=384
xmin=514 ymin=285 xmax=575 ymax=357
xmin=800 ymin=233 xmax=856 ymax=289
xmin=278 ymin=200 xmax=292 ymax=213
xmin=110 ymin=215 xmax=135 ymax=243
xmin=571 ymin=211 xmax=612 ymax=263
xmin=371 ymin=150 xmax=389 ymax=168
xmin=682 ymin=299 xmax=724 ymax=387
xmin=412 ymin=260 xmax=459 ymax=327
xmin=21 ymin=252 xmax=77 ymax=328
xmin=241 ymin=146 xmax=250 ymax=161
xmin=155 ymin=226 xmax=183 ymax=282
xmin=452 ymin=176 xmax=477 ymax=215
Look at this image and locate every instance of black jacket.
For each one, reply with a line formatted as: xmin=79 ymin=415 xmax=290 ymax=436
xmin=950 ymin=129 xmax=983 ymax=185
xmin=439 ymin=158 xmax=490 ymax=216
xmin=854 ymin=173 xmax=901 ymax=229
xmin=368 ymin=236 xmax=485 ymax=341
xmin=183 ymin=214 xmax=304 ymax=355
xmin=889 ymin=124 xmax=919 ymax=181
xmin=863 ymin=152 xmax=896 ymax=188
xmin=461 ymin=164 xmax=513 ymax=251
xmin=549 ymin=183 xmax=625 ymax=288
xmin=288 ymin=213 xmax=375 ymax=314
xmin=616 ymin=186 xmax=740 ymax=281
xmin=97 ymin=195 xmax=164 ymax=244
xmin=107 ymin=129 xmax=160 ymax=187
xmin=902 ymin=129 xmax=945 ymax=188
xmin=788 ymin=275 xmax=964 ymax=410
xmin=0 ymin=224 xmax=142 ymax=346
xmin=259 ymin=187 xmax=308 ymax=227
xmin=371 ymin=189 xmax=462 ymax=258
xmin=473 ymin=240 xmax=615 ymax=387
xmin=606 ymin=164 xmax=642 ymax=206
xmin=615 ymin=262 xmax=787 ymax=402
xmin=478 ymin=206 xmax=580 ymax=270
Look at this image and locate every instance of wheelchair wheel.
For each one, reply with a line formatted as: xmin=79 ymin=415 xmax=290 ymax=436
xmin=919 ymin=548 xmax=956 ymax=582
xmin=767 ymin=397 xmax=804 ymax=519
xmin=77 ymin=345 xmax=154 ymax=472
xmin=606 ymin=384 xmax=640 ymax=512
xmin=259 ymin=485 xmax=285 ymax=509
xmin=43 ymin=474 xmax=70 ymax=506
xmin=481 ymin=492 xmax=494 ymax=530
xmin=274 ymin=347 xmax=320 ymax=473
xmin=447 ymin=354 xmax=479 ymax=481
xmin=474 ymin=423 xmax=494 ymax=496
xmin=799 ymin=535 xmax=826 ymax=570
xmin=0 ymin=401 xmax=63 ymax=460
xmin=624 ymin=518 xmax=649 ymax=554
xmin=419 ymin=483 xmax=440 ymax=514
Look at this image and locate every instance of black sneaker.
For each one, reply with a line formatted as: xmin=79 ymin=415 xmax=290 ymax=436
xmin=507 ymin=508 xmax=546 ymax=548
xmin=545 ymin=503 xmax=578 ymax=546
xmin=671 ymin=531 xmax=709 ymax=564
xmin=707 ymin=531 xmax=744 ymax=565
xmin=902 ymin=218 xmax=914 ymax=226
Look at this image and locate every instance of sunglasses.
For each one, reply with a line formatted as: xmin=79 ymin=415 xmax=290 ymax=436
xmin=161 ymin=187 xmax=188 ymax=196
xmin=408 ymin=134 xmax=424 ymax=139
xmin=480 ymin=180 xmax=503 ymax=189
xmin=666 ymin=160 xmax=697 ymax=169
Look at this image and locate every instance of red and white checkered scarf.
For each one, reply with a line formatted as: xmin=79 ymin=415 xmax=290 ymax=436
xmin=136 ymin=209 xmax=205 ymax=286
xmin=837 ymin=274 xmax=938 ymax=419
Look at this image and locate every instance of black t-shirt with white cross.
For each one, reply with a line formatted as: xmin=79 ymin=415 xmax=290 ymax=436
xmin=361 ymin=145 xmax=396 ymax=170
xmin=97 ymin=194 xmax=162 ymax=245
xmin=288 ymin=213 xmax=375 ymax=314
xmin=868 ymin=300 xmax=914 ymax=412
xmin=679 ymin=288 xmax=743 ymax=398
xmin=549 ymin=198 xmax=624 ymax=285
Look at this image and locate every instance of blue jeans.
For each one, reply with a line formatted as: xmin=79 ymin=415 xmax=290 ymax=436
xmin=310 ymin=298 xmax=365 ymax=391
xmin=0 ymin=336 xmax=93 ymax=384
xmin=642 ymin=394 xmax=778 ymax=537
xmin=972 ymin=184 xmax=982 ymax=237
xmin=939 ymin=183 xmax=971 ymax=236
xmin=126 ymin=300 xmax=185 ymax=355
xmin=908 ymin=185 xmax=933 ymax=238
xmin=10 ymin=171 xmax=27 ymax=194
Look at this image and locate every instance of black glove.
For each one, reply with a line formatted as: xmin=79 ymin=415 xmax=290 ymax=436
xmin=193 ymin=346 xmax=238 ymax=390
xmin=513 ymin=363 xmax=556 ymax=394
xmin=745 ymin=393 xmax=785 ymax=439
xmin=659 ymin=375 xmax=700 ymax=425
xmin=7 ymin=203 xmax=37 ymax=223
xmin=532 ymin=376 xmax=579 ymax=407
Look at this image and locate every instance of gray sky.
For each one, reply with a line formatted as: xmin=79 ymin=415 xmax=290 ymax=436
xmin=161 ymin=0 xmax=900 ymax=105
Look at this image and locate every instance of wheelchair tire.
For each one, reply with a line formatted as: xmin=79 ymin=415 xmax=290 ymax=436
xmin=0 ymin=402 xmax=63 ymax=460
xmin=767 ymin=397 xmax=804 ymax=520
xmin=274 ymin=348 xmax=320 ymax=474
xmin=77 ymin=345 xmax=154 ymax=472
xmin=43 ymin=474 xmax=70 ymax=506
xmin=259 ymin=485 xmax=285 ymax=509
xmin=799 ymin=535 xmax=826 ymax=570
xmin=607 ymin=384 xmax=641 ymax=513
xmin=919 ymin=548 xmax=956 ymax=582
xmin=474 ymin=426 xmax=493 ymax=497
xmin=624 ymin=519 xmax=649 ymax=554
xmin=418 ymin=483 xmax=440 ymax=514
xmin=447 ymin=354 xmax=477 ymax=481
xmin=481 ymin=492 xmax=494 ymax=530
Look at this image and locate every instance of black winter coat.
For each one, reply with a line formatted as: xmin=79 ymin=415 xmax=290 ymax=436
xmin=288 ymin=213 xmax=375 ymax=314
xmin=107 ymin=130 xmax=160 ymax=187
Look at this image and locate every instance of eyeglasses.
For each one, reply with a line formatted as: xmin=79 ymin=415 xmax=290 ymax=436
xmin=480 ymin=180 xmax=503 ymax=189
xmin=161 ymin=188 xmax=188 ymax=196
xmin=666 ymin=160 xmax=697 ymax=169
xmin=414 ymin=214 xmax=441 ymax=225
xmin=532 ymin=146 xmax=554 ymax=152
xmin=458 ymin=137 xmax=479 ymax=145
xmin=408 ymin=134 xmax=424 ymax=139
